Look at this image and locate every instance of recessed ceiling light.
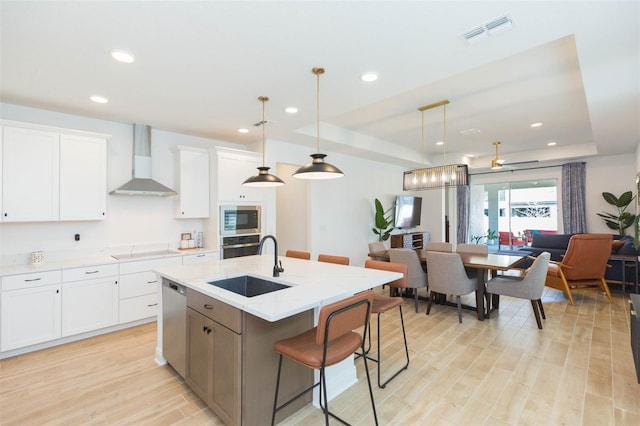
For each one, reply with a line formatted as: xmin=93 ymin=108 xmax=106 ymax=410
xmin=530 ymin=122 xmax=543 ymax=128
xmin=459 ymin=127 xmax=481 ymax=136
xmin=238 ymin=128 xmax=249 ymax=134
xmin=285 ymin=107 xmax=298 ymax=114
xmin=111 ymin=49 xmax=135 ymax=63
xmin=90 ymin=95 xmax=108 ymax=104
xmin=547 ymin=141 xmax=557 ymax=146
xmin=435 ymin=141 xmax=444 ymax=146
xmin=361 ymin=72 xmax=378 ymax=82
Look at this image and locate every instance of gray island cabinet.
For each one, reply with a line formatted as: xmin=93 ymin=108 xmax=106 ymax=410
xmin=154 ymin=254 xmax=402 ymax=425
xmin=185 ymin=288 xmax=312 ymax=425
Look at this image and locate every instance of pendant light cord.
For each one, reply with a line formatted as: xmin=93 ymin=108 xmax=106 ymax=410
xmin=313 ymin=67 xmax=325 ymax=153
xmin=258 ymin=96 xmax=269 ymax=166
xmin=442 ymin=103 xmax=447 ymax=164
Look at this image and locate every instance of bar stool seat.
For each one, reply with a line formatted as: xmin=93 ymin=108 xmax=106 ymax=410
xmin=271 ymin=291 xmax=378 ymax=426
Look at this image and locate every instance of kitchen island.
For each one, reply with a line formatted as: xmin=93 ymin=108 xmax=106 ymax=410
xmin=153 ymin=254 xmax=401 ymax=425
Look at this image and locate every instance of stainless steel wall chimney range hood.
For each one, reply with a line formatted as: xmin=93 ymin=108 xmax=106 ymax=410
xmin=110 ymin=124 xmax=177 ymax=196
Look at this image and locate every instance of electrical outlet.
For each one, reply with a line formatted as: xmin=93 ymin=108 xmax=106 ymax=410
xmin=74 ymin=234 xmax=80 ymax=241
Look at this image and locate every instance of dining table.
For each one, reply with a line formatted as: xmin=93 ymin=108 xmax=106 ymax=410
xmin=368 ymin=249 xmax=527 ymax=320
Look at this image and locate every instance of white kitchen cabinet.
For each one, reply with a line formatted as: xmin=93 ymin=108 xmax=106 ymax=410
xmin=118 ymin=256 xmax=182 ymax=324
xmin=59 ymin=134 xmax=107 ymax=220
xmin=183 ymin=251 xmax=218 ymax=264
xmin=216 ymin=147 xmax=264 ymax=203
xmin=2 ymin=126 xmax=60 ymax=222
xmin=175 ymin=146 xmax=209 ymax=218
xmin=1 ymin=271 xmax=63 ymax=351
xmin=61 ymin=264 xmax=118 ymax=337
xmin=1 ymin=122 xmax=109 ymax=222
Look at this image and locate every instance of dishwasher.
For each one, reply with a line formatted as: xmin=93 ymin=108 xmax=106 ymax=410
xmin=162 ymin=278 xmax=186 ymax=377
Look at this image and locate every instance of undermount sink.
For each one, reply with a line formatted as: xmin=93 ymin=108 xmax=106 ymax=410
xmin=111 ymin=249 xmax=180 ymax=260
xmin=207 ymin=275 xmax=290 ymax=298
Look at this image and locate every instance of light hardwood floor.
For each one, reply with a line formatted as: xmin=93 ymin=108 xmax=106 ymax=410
xmin=1 ymin=286 xmax=639 ymax=425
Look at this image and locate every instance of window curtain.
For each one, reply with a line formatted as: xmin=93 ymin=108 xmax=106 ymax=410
xmin=456 ymin=185 xmax=470 ymax=243
xmin=562 ymin=162 xmax=587 ymax=233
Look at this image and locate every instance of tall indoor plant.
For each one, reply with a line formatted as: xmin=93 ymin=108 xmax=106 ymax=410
xmin=597 ymin=191 xmax=636 ymax=236
xmin=372 ymin=198 xmax=393 ymax=242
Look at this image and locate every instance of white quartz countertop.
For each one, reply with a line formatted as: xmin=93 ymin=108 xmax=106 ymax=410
xmin=154 ymin=254 xmax=402 ymax=322
xmin=0 ymin=248 xmax=216 ymax=277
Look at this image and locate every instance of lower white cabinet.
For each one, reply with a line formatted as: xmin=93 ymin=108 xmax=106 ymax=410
xmin=61 ymin=265 xmax=118 ymax=337
xmin=1 ymin=279 xmax=62 ymax=352
xmin=118 ymin=256 xmax=182 ymax=323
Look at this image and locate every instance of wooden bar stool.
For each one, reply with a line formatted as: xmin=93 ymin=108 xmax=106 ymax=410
xmin=271 ymin=291 xmax=377 ymax=426
xmin=285 ymin=250 xmax=311 ymax=260
xmin=362 ymin=260 xmax=410 ymax=388
xmin=317 ymin=254 xmax=350 ymax=265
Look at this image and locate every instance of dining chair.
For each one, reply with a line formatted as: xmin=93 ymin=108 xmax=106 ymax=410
xmin=545 ymin=233 xmax=613 ymax=305
xmin=317 ymin=254 xmax=350 ymax=265
xmin=362 ymin=260 xmax=410 ymax=388
xmin=271 ymin=291 xmax=378 ymax=426
xmin=486 ymin=252 xmax=551 ymax=329
xmin=285 ymin=249 xmax=311 ymax=260
xmin=424 ymin=242 xmax=452 ymax=252
xmin=456 ymin=243 xmax=488 ymax=254
xmin=389 ymin=248 xmax=427 ymax=313
xmin=425 ymin=251 xmax=476 ymax=323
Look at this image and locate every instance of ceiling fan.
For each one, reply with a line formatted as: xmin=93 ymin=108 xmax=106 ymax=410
xmin=490 ymin=141 xmax=538 ymax=170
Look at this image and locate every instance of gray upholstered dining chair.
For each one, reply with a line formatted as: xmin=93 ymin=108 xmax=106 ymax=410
xmin=389 ymin=248 xmax=427 ymax=313
xmin=425 ymin=251 xmax=476 ymax=323
xmin=486 ymin=252 xmax=551 ymax=329
xmin=424 ymin=242 xmax=452 ymax=252
xmin=456 ymin=243 xmax=488 ymax=254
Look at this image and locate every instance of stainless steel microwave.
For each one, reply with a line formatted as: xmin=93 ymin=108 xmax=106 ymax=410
xmin=220 ymin=205 xmax=261 ymax=236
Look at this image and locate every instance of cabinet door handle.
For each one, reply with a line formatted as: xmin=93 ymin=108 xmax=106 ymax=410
xmin=147 ymin=303 xmax=158 ymax=307
xmin=147 ymin=280 xmax=158 ymax=284
xmin=204 ymin=304 xmax=213 ymax=310
xmin=85 ymin=270 xmax=99 ymax=274
xmin=25 ymin=277 xmax=42 ymax=282
xmin=197 ymin=254 xmax=205 ymax=257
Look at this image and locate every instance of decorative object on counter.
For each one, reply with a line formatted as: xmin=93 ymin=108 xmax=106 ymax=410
xmin=30 ymin=251 xmax=44 ymax=265
xmin=180 ymin=233 xmax=192 ymax=249
xmin=188 ymin=239 xmax=196 ymax=248
xmin=196 ymin=232 xmax=204 ymax=248
xmin=403 ymin=99 xmax=468 ymax=190
xmin=243 ymin=96 xmax=285 ymax=187
xmin=293 ymin=67 xmax=344 ymax=180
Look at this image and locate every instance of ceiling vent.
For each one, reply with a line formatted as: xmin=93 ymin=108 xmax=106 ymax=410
xmin=460 ymin=13 xmax=513 ymax=45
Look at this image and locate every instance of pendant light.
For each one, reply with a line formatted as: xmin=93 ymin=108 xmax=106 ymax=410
xmin=403 ymin=99 xmax=468 ymax=190
xmin=292 ymin=67 xmax=344 ymax=179
xmin=243 ymin=96 xmax=285 ymax=187
xmin=491 ymin=141 xmax=503 ymax=170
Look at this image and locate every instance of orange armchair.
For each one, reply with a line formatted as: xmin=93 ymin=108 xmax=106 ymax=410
xmin=545 ymin=233 xmax=613 ymax=305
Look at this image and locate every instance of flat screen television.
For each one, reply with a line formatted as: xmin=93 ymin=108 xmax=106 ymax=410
xmin=394 ymin=196 xmax=422 ymax=228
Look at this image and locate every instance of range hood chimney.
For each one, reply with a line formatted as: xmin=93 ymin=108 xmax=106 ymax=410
xmin=110 ymin=124 xmax=177 ymax=196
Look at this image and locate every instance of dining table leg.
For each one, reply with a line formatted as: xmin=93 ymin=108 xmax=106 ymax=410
xmin=475 ymin=269 xmax=487 ymax=321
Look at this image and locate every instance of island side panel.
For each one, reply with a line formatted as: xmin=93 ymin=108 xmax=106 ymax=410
xmin=242 ymin=310 xmax=314 ymax=425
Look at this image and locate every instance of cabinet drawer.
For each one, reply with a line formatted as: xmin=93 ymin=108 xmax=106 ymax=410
xmin=183 ymin=252 xmax=218 ymax=264
xmin=187 ymin=289 xmax=242 ymax=334
xmin=118 ymin=256 xmax=182 ymax=275
xmin=120 ymin=271 xmax=159 ymax=299
xmin=120 ymin=293 xmax=158 ymax=324
xmin=2 ymin=270 xmax=62 ymax=291
xmin=63 ymin=264 xmax=118 ymax=282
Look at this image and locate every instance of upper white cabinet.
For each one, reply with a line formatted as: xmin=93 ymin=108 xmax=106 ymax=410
xmin=59 ymin=134 xmax=107 ymax=220
xmin=2 ymin=126 xmax=60 ymax=222
xmin=216 ymin=147 xmax=264 ymax=203
xmin=175 ymin=146 xmax=210 ymax=218
xmin=1 ymin=122 xmax=109 ymax=222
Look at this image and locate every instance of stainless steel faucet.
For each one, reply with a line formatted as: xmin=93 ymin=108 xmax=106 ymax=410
xmin=258 ymin=234 xmax=284 ymax=277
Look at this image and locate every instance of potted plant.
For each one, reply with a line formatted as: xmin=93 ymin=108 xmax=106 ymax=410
xmin=597 ymin=191 xmax=636 ymax=236
xmin=372 ymin=198 xmax=394 ymax=242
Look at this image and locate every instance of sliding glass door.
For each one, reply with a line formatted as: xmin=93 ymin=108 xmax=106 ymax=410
xmin=469 ymin=179 xmax=558 ymax=251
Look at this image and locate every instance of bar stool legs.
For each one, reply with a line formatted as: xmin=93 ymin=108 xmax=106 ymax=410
xmin=358 ymin=298 xmax=410 ymax=388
